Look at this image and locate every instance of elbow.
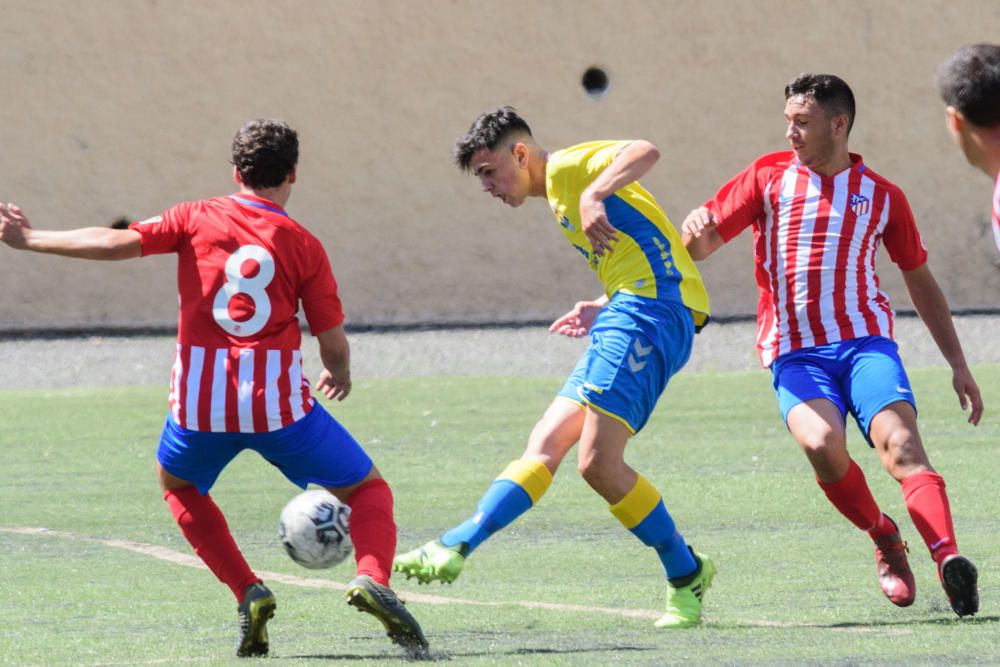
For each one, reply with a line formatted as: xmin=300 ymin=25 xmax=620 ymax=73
xmin=635 ymin=140 xmax=660 ymax=164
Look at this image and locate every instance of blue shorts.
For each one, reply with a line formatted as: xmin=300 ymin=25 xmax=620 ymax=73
xmin=557 ymin=294 xmax=694 ymax=434
xmin=157 ymin=403 xmax=373 ymax=494
xmin=771 ymin=336 xmax=916 ymax=446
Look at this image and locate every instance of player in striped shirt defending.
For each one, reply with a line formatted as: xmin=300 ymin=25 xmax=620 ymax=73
xmin=681 ymin=74 xmax=983 ymax=618
xmin=394 ymin=107 xmax=715 ymax=628
xmin=0 ymin=120 xmax=428 ymax=658
xmin=937 ymin=43 xmax=1000 ymax=252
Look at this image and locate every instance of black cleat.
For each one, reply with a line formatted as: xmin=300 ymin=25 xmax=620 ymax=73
xmin=940 ymin=555 xmax=979 ymax=618
xmin=346 ymin=575 xmax=429 ymax=659
xmin=236 ymin=582 xmax=276 ymax=657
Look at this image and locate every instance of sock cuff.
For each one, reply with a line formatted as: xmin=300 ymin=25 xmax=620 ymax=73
xmin=609 ymin=474 xmax=662 ymax=529
xmin=347 ymin=477 xmax=389 ymax=500
xmin=816 ymin=458 xmax=864 ymax=491
xmin=901 ymin=470 xmax=945 ymax=499
xmin=163 ymin=485 xmax=206 ymax=502
xmin=496 ymin=459 xmax=552 ymax=505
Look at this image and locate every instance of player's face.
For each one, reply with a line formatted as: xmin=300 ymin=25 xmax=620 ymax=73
xmin=471 ymin=145 xmax=531 ymax=207
xmin=784 ymin=96 xmax=842 ymax=171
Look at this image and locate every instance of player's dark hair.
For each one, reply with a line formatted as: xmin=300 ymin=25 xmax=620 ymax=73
xmin=785 ymin=73 xmax=856 ymax=135
xmin=937 ymin=43 xmax=1000 ymax=128
xmin=454 ymin=106 xmax=533 ymax=172
xmin=231 ymin=119 xmax=299 ymax=189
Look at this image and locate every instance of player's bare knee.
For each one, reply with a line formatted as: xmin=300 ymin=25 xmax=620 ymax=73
xmin=795 ymin=429 xmax=840 ymax=455
xmin=879 ymin=429 xmax=931 ymax=475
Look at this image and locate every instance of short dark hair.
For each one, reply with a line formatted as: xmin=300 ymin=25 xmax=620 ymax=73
xmin=454 ymin=106 xmax=533 ymax=172
xmin=230 ymin=119 xmax=299 ymax=189
xmin=937 ymin=43 xmax=1000 ymax=128
xmin=785 ymin=73 xmax=856 ymax=134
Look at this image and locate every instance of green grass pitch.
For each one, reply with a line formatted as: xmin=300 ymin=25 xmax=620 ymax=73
xmin=1 ymin=366 xmax=997 ymax=665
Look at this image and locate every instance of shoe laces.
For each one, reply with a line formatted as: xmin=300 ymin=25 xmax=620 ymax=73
xmin=875 ymin=534 xmax=909 ymax=567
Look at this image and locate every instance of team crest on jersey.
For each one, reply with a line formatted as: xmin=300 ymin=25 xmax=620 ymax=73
xmin=849 ymin=193 xmax=870 ymax=216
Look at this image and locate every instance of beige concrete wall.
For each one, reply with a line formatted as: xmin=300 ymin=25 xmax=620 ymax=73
xmin=2 ymin=0 xmax=998 ymax=330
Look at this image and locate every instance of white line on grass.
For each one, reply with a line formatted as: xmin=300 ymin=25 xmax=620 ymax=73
xmin=1 ymin=526 xmax=659 ymax=620
xmin=1 ymin=525 xmax=911 ymax=633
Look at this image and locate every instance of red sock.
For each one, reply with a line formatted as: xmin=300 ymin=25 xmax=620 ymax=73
xmin=346 ymin=478 xmax=396 ymax=587
xmin=164 ymin=487 xmax=259 ymax=601
xmin=816 ymin=459 xmax=885 ymax=534
xmin=901 ymin=471 xmax=958 ymax=563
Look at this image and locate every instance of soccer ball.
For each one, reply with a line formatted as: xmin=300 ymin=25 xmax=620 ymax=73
xmin=278 ymin=489 xmax=353 ymax=569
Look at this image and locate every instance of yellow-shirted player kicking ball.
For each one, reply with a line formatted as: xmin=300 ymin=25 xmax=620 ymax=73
xmin=394 ymin=107 xmax=715 ymax=628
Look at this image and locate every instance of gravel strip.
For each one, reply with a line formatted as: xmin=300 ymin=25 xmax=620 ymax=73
xmin=0 ymin=315 xmax=996 ymax=390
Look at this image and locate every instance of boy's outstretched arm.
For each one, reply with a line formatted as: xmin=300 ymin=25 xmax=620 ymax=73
xmin=1 ymin=202 xmax=141 ymax=260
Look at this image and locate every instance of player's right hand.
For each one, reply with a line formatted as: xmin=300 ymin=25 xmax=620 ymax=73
xmin=549 ymin=300 xmax=604 ymax=338
xmin=0 ymin=203 xmax=32 ymax=249
xmin=681 ymin=206 xmax=717 ymax=239
xmin=315 ymin=368 xmax=352 ymax=401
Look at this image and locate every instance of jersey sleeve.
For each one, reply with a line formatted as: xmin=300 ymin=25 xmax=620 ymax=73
xmin=582 ymin=141 xmax=632 ymax=179
xmin=299 ymin=237 xmax=345 ymax=335
xmin=128 ymin=201 xmax=192 ymax=256
xmin=881 ymin=186 xmax=927 ymax=271
xmin=550 ymin=141 xmax=631 ymax=195
xmin=704 ymin=159 xmax=767 ymax=242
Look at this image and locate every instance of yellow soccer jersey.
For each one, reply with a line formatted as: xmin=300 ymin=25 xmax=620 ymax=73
xmin=545 ymin=141 xmax=710 ymax=330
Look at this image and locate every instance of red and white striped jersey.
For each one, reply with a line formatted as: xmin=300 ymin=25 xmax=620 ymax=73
xmin=708 ymin=152 xmax=927 ymax=367
xmin=131 ymin=194 xmax=344 ymax=432
xmin=992 ymin=172 xmax=1000 ymax=251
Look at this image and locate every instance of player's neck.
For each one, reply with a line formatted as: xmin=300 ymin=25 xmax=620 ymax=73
xmin=239 ymin=183 xmax=291 ymax=209
xmin=810 ymin=147 xmax=852 ymax=178
xmin=529 ymin=150 xmax=549 ymax=197
xmin=980 ymin=135 xmax=1000 ymax=180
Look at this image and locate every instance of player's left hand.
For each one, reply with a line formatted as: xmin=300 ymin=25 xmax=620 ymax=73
xmin=0 ymin=202 xmax=32 ymax=249
xmin=315 ymin=369 xmax=352 ymax=401
xmin=549 ymin=300 xmax=604 ymax=337
xmin=580 ymin=194 xmax=618 ymax=257
xmin=951 ymin=365 xmax=983 ymax=425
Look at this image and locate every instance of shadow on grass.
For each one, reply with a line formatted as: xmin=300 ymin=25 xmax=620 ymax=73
xmin=287 ymin=643 xmax=656 ymax=661
xmin=719 ymin=614 xmax=1000 ymax=631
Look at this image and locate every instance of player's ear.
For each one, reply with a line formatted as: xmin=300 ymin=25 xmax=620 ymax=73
xmin=945 ymin=106 xmax=964 ymax=134
xmin=233 ymin=166 xmax=243 ymax=185
xmin=512 ymin=142 xmax=529 ymax=168
xmin=833 ymin=113 xmax=850 ymax=139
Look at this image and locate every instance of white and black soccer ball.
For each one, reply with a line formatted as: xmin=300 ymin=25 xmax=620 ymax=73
xmin=278 ymin=489 xmax=353 ymax=569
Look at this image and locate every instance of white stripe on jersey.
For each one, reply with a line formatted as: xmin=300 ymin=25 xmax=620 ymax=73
xmin=869 ymin=191 xmax=893 ymax=335
xmin=993 ymin=173 xmax=1000 ymax=251
xmin=265 ymin=349 xmax=283 ymax=432
xmin=842 ymin=174 xmax=877 ymax=338
xmin=210 ymin=349 xmax=228 ymax=432
xmin=170 ymin=344 xmax=183 ymax=426
xmin=237 ymin=349 xmax=255 ymax=433
xmin=814 ymin=170 xmax=850 ymax=343
xmin=759 ymin=182 xmax=778 ymax=363
xmin=289 ymin=350 xmax=306 ymax=422
xmin=185 ymin=346 xmax=205 ymax=431
xmin=791 ymin=172 xmax=823 ymax=351
xmin=771 ymin=168 xmax=798 ymax=361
